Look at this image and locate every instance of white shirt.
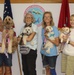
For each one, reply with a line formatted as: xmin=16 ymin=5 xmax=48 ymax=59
xmin=63 ymin=28 xmax=74 ymax=56
xmin=20 ymin=23 xmax=38 ymax=50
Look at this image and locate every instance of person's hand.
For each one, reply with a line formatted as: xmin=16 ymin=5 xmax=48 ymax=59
xmin=63 ymin=35 xmax=69 ymax=42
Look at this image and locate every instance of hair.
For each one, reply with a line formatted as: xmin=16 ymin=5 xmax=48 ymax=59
xmin=0 ymin=17 xmax=1 ymax=20
xmin=0 ymin=17 xmax=3 ymax=25
xmin=23 ymin=12 xmax=35 ymax=23
xmin=0 ymin=17 xmax=2 ymax=22
xmin=0 ymin=17 xmax=3 ymax=30
xmin=42 ymin=11 xmax=54 ymax=28
xmin=70 ymin=14 xmax=74 ymax=28
xmin=70 ymin=14 xmax=74 ymax=18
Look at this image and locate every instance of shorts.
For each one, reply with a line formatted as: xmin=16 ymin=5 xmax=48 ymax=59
xmin=61 ymin=53 xmax=67 ymax=73
xmin=0 ymin=53 xmax=12 ymax=67
xmin=66 ymin=55 xmax=74 ymax=75
xmin=41 ymin=54 xmax=57 ymax=69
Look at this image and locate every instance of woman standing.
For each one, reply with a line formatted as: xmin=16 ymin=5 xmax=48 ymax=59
xmin=40 ymin=11 xmax=59 ymax=75
xmin=18 ymin=12 xmax=38 ymax=75
xmin=0 ymin=16 xmax=17 ymax=75
xmin=62 ymin=14 xmax=74 ymax=75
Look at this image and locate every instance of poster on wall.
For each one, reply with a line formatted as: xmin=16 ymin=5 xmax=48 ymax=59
xmin=24 ymin=5 xmax=45 ymax=27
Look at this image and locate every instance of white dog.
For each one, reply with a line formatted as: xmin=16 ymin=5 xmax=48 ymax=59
xmin=59 ymin=27 xmax=70 ymax=43
xmin=58 ymin=27 xmax=70 ymax=53
xmin=19 ymin=26 xmax=33 ymax=45
xmin=43 ymin=26 xmax=55 ymax=54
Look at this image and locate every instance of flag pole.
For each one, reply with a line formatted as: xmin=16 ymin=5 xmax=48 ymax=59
xmin=17 ymin=46 xmax=22 ymax=75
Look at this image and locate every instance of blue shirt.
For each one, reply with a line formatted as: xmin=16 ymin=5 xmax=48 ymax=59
xmin=40 ymin=26 xmax=59 ymax=56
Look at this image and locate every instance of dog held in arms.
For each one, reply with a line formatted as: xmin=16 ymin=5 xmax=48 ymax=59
xmin=42 ymin=26 xmax=55 ymax=54
xmin=19 ymin=25 xmax=34 ymax=45
xmin=0 ymin=16 xmax=18 ymax=53
xmin=59 ymin=27 xmax=71 ymax=53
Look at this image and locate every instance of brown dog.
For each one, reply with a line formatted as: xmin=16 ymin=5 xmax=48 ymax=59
xmin=0 ymin=16 xmax=17 ymax=53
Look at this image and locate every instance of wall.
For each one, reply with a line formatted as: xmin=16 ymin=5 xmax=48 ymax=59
xmin=0 ymin=3 xmax=74 ymax=75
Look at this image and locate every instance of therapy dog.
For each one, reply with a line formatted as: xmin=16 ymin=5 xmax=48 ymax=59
xmin=43 ymin=26 xmax=55 ymax=54
xmin=19 ymin=26 xmax=33 ymax=45
xmin=59 ymin=27 xmax=71 ymax=53
xmin=0 ymin=16 xmax=17 ymax=53
xmin=59 ymin=27 xmax=70 ymax=43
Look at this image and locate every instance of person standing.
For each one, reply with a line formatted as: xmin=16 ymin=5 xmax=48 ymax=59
xmin=62 ymin=14 xmax=74 ymax=75
xmin=40 ymin=11 xmax=59 ymax=75
xmin=0 ymin=16 xmax=17 ymax=75
xmin=18 ymin=12 xmax=38 ymax=75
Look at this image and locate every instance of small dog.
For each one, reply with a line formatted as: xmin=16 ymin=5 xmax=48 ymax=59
xmin=42 ymin=26 xmax=55 ymax=54
xmin=45 ymin=26 xmax=55 ymax=40
xmin=59 ymin=27 xmax=70 ymax=43
xmin=58 ymin=27 xmax=70 ymax=53
xmin=19 ymin=26 xmax=33 ymax=45
xmin=0 ymin=16 xmax=17 ymax=54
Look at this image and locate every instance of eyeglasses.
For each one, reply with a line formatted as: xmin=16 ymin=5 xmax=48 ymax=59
xmin=25 ymin=17 xmax=32 ymax=19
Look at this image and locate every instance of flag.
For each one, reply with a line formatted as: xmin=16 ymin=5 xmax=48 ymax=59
xmin=58 ymin=0 xmax=70 ymax=28
xmin=3 ymin=0 xmax=13 ymax=20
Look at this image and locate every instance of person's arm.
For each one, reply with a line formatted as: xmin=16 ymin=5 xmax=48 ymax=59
xmin=63 ymin=35 xmax=74 ymax=46
xmin=26 ymin=32 xmax=36 ymax=42
xmin=68 ymin=41 xmax=74 ymax=47
xmin=49 ymin=37 xmax=59 ymax=46
xmin=63 ymin=35 xmax=69 ymax=43
xmin=45 ymin=36 xmax=59 ymax=46
xmin=46 ymin=26 xmax=59 ymax=46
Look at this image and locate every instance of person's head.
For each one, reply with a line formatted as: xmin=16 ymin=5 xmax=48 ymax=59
xmin=42 ymin=11 xmax=54 ymax=28
xmin=23 ymin=12 xmax=35 ymax=25
xmin=70 ymin=14 xmax=74 ymax=28
xmin=0 ymin=17 xmax=3 ymax=31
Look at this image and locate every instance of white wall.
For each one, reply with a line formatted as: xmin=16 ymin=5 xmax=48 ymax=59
xmin=0 ymin=3 xmax=74 ymax=75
